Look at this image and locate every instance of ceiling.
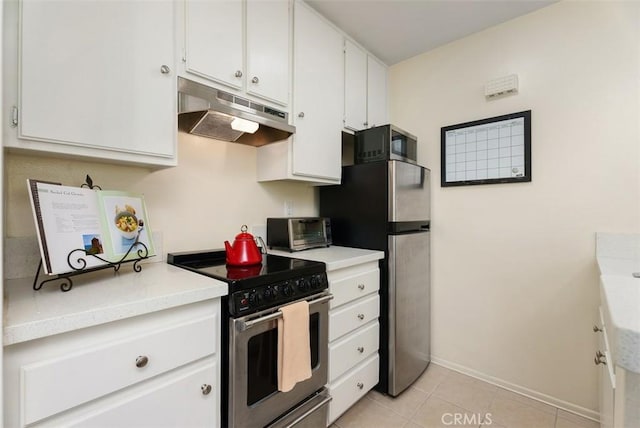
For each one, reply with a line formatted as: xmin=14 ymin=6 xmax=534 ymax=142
xmin=304 ymin=0 xmax=557 ymax=65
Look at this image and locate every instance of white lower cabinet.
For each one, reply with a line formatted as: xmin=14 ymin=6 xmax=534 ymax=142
xmin=4 ymin=299 xmax=221 ymax=427
xmin=596 ymin=293 xmax=640 ymax=428
xmin=326 ymin=261 xmax=381 ymax=425
xmin=327 ymin=354 xmax=379 ymax=424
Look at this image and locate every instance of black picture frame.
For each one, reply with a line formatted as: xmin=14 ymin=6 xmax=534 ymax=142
xmin=441 ymin=110 xmax=531 ymax=187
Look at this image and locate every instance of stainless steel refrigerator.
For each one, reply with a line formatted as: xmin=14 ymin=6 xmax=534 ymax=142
xmin=319 ymin=160 xmax=431 ymax=397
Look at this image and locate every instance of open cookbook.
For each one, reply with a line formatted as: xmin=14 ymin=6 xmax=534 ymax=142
xmin=28 ymin=179 xmax=155 ymax=275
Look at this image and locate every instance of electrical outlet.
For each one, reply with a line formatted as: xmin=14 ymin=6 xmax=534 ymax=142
xmin=284 ymin=200 xmax=294 ymax=216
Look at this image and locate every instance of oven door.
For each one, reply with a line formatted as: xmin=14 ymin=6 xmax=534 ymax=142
xmin=229 ymin=292 xmax=331 ymax=428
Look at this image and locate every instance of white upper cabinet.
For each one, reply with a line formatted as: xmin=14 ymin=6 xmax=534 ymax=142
xmin=291 ymin=1 xmax=343 ymax=180
xmin=367 ymin=55 xmax=388 ymax=128
xmin=183 ymin=0 xmax=291 ymax=106
xmin=256 ymin=1 xmax=343 ymax=184
xmin=344 ymin=40 xmax=368 ymax=131
xmin=184 ymin=0 xmax=244 ymax=90
xmin=12 ymin=0 xmax=177 ymax=167
xmin=246 ymin=0 xmax=290 ymax=105
xmin=343 ymin=39 xmax=388 ymax=132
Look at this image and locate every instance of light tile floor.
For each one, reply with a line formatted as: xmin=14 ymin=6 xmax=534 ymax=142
xmin=332 ymin=364 xmax=599 ymax=428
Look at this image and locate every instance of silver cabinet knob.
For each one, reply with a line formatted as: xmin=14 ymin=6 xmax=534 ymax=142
xmin=235 ymin=70 xmax=243 ymax=78
xmin=358 ymin=284 xmax=365 ymax=290
xmin=201 ymin=384 xmax=212 ymax=395
xmin=593 ymin=325 xmax=603 ymax=332
xmin=251 ymin=76 xmax=259 ymax=84
xmin=298 ymin=112 xmax=305 ymax=118
xmin=357 ymin=346 xmax=364 ymax=353
xmin=160 ymin=65 xmax=170 ymax=74
xmin=135 ymin=355 xmax=149 ymax=368
xmin=364 ymin=122 xmax=368 ymax=127
xmin=357 ymin=382 xmax=364 ymax=390
xmin=594 ymin=351 xmax=607 ymax=365
xmin=357 ymin=313 xmax=365 ymax=320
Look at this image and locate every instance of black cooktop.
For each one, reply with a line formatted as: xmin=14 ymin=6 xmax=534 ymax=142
xmin=168 ymin=250 xmax=328 ymax=316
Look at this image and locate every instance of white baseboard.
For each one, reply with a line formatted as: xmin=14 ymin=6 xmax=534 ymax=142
xmin=430 ymin=356 xmax=600 ymax=423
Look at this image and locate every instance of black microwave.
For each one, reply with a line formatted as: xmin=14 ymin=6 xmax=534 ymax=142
xmin=354 ymin=124 xmax=417 ymax=164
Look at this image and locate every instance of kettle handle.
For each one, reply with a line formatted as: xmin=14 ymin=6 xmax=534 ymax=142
xmin=256 ymin=236 xmax=267 ymax=254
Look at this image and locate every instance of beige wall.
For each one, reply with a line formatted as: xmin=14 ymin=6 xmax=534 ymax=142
xmin=389 ymin=1 xmax=639 ymax=415
xmin=5 ymin=133 xmax=317 ymax=253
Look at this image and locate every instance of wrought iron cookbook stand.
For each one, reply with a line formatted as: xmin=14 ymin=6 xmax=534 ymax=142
xmin=32 ymin=175 xmax=150 ymax=292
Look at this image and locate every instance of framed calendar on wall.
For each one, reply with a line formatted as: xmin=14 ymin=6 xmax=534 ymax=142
xmin=441 ymin=110 xmax=531 ymax=187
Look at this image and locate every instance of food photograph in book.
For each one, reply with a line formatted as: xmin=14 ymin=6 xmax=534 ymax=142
xmin=98 ymin=192 xmax=155 ymax=259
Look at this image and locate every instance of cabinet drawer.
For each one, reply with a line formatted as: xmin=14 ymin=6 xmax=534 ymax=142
xmin=42 ymin=358 xmax=218 ymax=428
xmin=327 ymin=353 xmax=379 ymax=425
xmin=22 ymin=314 xmax=217 ymax=425
xmin=329 ymin=321 xmax=379 ymax=382
xmin=329 ymin=294 xmax=380 ymax=341
xmin=330 ymin=268 xmax=379 ymax=309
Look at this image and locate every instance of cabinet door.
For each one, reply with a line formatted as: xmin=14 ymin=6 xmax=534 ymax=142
xmin=20 ymin=0 xmax=175 ymax=158
xmin=367 ymin=56 xmax=388 ymax=128
xmin=246 ymin=0 xmax=290 ymax=105
xmin=598 ymin=326 xmax=615 ymax=428
xmin=292 ymin=2 xmax=343 ymax=180
xmin=185 ymin=0 xmax=243 ymax=89
xmin=344 ymin=39 xmax=367 ymax=131
xmin=60 ymin=360 xmax=218 ymax=427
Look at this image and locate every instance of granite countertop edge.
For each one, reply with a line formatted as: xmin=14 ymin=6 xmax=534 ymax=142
xmin=3 ymin=262 xmax=228 ymax=346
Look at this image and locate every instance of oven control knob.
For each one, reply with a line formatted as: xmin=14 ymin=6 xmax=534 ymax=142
xmin=298 ymin=279 xmax=310 ymax=291
xmin=311 ymin=275 xmax=323 ymax=289
xmin=248 ymin=291 xmax=261 ymax=305
xmin=263 ymin=287 xmax=276 ymax=301
xmin=282 ymin=283 xmax=293 ymax=296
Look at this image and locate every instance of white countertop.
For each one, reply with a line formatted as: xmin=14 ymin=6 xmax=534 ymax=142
xmin=596 ymin=233 xmax=640 ymax=373
xmin=3 ymin=262 xmax=227 ymax=346
xmin=269 ymin=246 xmax=384 ymax=271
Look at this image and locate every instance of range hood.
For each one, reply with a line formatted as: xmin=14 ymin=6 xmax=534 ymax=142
xmin=177 ymin=77 xmax=295 ymax=147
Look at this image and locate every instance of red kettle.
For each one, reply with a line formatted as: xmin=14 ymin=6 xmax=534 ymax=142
xmin=224 ymin=225 xmax=266 ymax=266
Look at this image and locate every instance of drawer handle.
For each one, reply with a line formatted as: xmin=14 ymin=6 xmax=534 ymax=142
xmin=594 ymin=351 xmax=607 ymax=366
xmin=357 ymin=313 xmax=365 ymax=321
xmin=358 ymin=284 xmax=365 ymax=290
xmin=201 ymin=384 xmax=212 ymax=395
xmin=593 ymin=325 xmax=603 ymax=333
xmin=357 ymin=382 xmax=364 ymax=390
xmin=135 ymin=355 xmax=149 ymax=368
xmin=357 ymin=346 xmax=364 ymax=353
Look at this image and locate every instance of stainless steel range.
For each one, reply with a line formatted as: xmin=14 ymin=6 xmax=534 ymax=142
xmin=167 ymin=250 xmax=331 ymax=428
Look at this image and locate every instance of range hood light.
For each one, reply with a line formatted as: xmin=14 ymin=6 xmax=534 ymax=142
xmin=231 ymin=117 xmax=259 ymax=134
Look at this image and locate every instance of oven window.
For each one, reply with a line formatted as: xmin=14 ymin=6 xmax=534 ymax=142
xmin=246 ymin=313 xmax=320 ymax=406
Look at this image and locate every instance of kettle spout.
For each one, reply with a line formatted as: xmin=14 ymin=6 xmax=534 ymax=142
xmin=224 ymin=240 xmax=233 ymax=256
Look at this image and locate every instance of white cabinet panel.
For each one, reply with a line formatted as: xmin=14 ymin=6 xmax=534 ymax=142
xmin=329 ymin=321 xmax=379 ymax=382
xmin=246 ymin=0 xmax=290 ymax=105
xmin=185 ymin=0 xmax=244 ymax=89
xmin=291 ymin=1 xmax=343 ymax=180
xmin=367 ymin=55 xmax=388 ymax=128
xmin=19 ymin=0 xmax=176 ymax=161
xmin=22 ymin=314 xmax=217 ymax=425
xmin=327 ymin=354 xmax=379 ymax=424
xmin=329 ymin=294 xmax=380 ymax=341
xmin=184 ymin=0 xmax=290 ymax=106
xmin=344 ymin=39 xmax=367 ymax=131
xmin=329 ymin=268 xmax=379 ymax=309
xmin=51 ymin=359 xmax=218 ymax=428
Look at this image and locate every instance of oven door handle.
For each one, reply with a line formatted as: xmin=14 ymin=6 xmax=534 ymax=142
xmin=238 ymin=294 xmax=333 ymax=332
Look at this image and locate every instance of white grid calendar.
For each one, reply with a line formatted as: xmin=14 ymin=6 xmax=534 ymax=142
xmin=444 ymin=117 xmax=526 ymax=183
